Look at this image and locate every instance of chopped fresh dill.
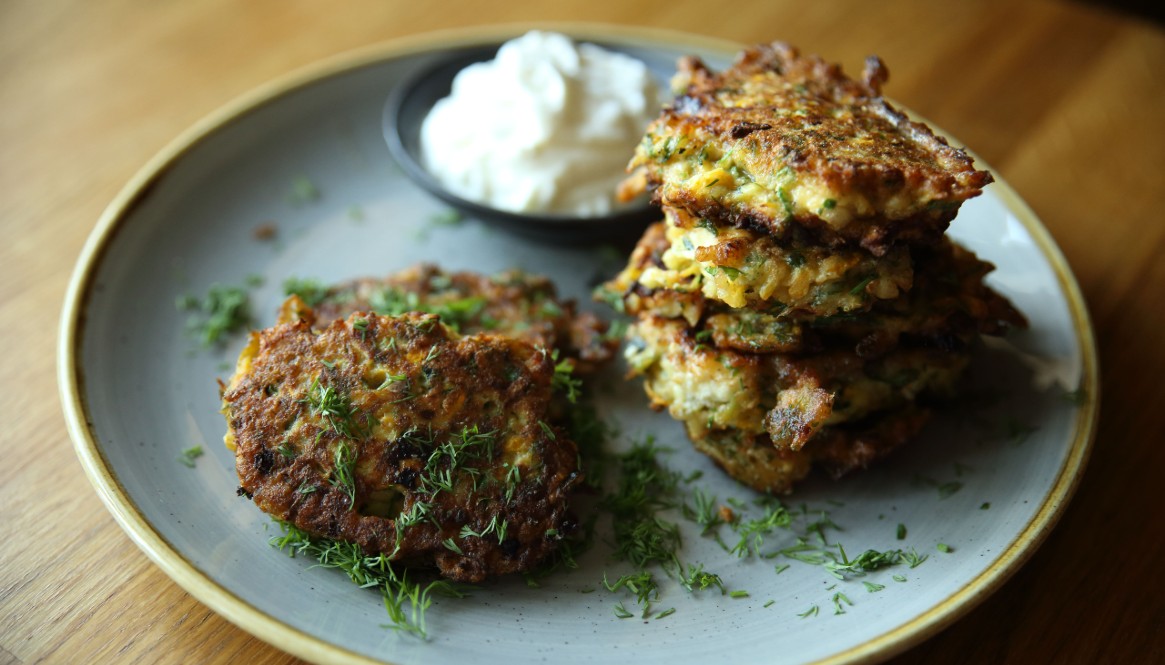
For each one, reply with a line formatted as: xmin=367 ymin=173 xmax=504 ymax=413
xmin=269 ymin=520 xmax=469 ymax=638
xmin=679 ymin=563 xmax=725 ymax=593
xmin=824 ymin=545 xmax=912 ymax=579
xmin=798 ymin=605 xmax=819 ymax=618
xmin=276 ymin=441 xmax=296 ymax=459
xmin=900 ymin=549 xmax=929 ymax=568
xmin=683 ymin=489 xmax=724 ymax=535
xmin=604 ymin=571 xmax=659 ymax=615
xmin=896 ymin=523 xmax=907 ymax=540
xmin=429 ymin=209 xmax=463 ymax=226
xmin=177 ymin=284 xmax=251 ymax=346
xmin=937 ymin=481 xmax=964 ymax=499
xmin=980 ymin=502 xmax=991 ymax=511
xmin=764 ymin=600 xmax=775 ymax=608
xmin=369 ymin=288 xmax=485 ymax=332
xmin=459 ymin=515 xmax=508 ymax=545
xmin=832 ymin=592 xmax=853 ymax=615
xmin=730 ymin=502 xmax=792 ymax=557
xmin=283 ymin=277 xmax=329 ymax=307
xmin=729 ymin=590 xmax=749 ymax=599
xmin=937 ymin=543 xmax=953 ymax=553
xmin=548 ymin=349 xmax=582 ymax=403
xmin=178 ymin=445 xmax=203 ymax=468
xmin=1004 ymin=417 xmax=1039 ymax=445
xmin=288 ymin=175 xmax=321 ymax=205
xmin=302 ymin=378 xmax=364 ymax=440
xmin=656 ymin=607 xmax=676 ymax=619
xmin=330 ymin=440 xmax=358 ymax=510
xmin=892 ymin=575 xmax=907 ymax=583
xmin=613 ymin=603 xmax=633 ymax=619
xmin=863 ymin=581 xmax=885 ymax=593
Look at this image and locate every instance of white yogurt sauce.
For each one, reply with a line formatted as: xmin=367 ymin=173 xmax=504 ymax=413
xmin=419 ymin=31 xmax=662 ymax=216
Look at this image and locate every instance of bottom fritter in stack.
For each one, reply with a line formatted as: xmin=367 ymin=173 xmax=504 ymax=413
xmin=599 ymin=43 xmax=1026 ymax=494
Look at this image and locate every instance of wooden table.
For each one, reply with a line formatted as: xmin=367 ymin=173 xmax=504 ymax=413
xmin=3 ymin=0 xmax=1163 ymax=663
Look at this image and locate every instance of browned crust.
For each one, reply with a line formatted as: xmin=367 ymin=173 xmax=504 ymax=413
xmin=810 ymin=406 xmax=932 ymax=479
xmin=689 ymin=406 xmax=931 ymax=495
xmin=306 ymin=264 xmax=618 ymax=375
xmin=222 ymin=310 xmax=581 ymax=582
xmin=629 ymin=43 xmax=992 ymax=252
xmin=602 ymin=223 xmax=1026 ymax=356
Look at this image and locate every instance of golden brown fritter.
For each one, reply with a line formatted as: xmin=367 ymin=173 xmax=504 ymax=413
xmin=690 ymin=407 xmax=931 ymax=494
xmin=812 ymin=239 xmax=1027 ymax=356
xmin=600 ymin=223 xmax=1025 ymax=356
xmin=625 ymin=43 xmax=992 ymax=254
xmin=221 ymin=308 xmax=581 ymax=583
xmin=612 ymin=212 xmax=912 ymax=316
xmin=299 ymin=264 xmax=618 ymax=375
xmin=624 ymin=315 xmax=968 ymax=448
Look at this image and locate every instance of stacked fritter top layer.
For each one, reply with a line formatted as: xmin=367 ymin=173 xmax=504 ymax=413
xmin=604 ymin=43 xmax=1025 ymax=494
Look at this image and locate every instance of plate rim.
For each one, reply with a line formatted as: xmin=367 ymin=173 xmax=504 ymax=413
xmin=57 ymin=22 xmax=1100 ymax=665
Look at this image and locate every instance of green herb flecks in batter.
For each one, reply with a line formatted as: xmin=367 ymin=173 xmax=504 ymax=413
xmin=303 ymin=378 xmax=365 ymax=440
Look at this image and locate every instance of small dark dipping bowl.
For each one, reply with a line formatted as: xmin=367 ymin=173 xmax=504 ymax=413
xmin=384 ymin=43 xmax=661 ymax=245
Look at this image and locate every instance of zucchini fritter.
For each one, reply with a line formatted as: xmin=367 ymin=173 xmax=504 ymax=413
xmin=222 ymin=308 xmax=581 ymax=582
xmin=625 ymin=43 xmax=992 ymax=254
xmin=691 ymin=407 xmax=931 ymax=494
xmin=601 ymin=222 xmax=1025 ymax=356
xmin=302 ymin=264 xmax=618 ymax=375
xmin=637 ymin=212 xmax=911 ymax=315
xmin=624 ymin=315 xmax=968 ymax=447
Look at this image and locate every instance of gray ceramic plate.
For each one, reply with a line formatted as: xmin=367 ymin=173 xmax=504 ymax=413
xmin=59 ymin=24 xmax=1098 ymax=665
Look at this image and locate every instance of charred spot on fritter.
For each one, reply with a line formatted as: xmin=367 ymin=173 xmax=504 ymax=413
xmin=626 ymin=43 xmax=992 ymax=254
xmin=221 ymin=308 xmax=582 ymax=582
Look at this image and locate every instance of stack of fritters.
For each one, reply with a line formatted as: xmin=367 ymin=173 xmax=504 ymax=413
xmin=223 ymin=265 xmax=617 ymax=582
xmin=602 ymin=43 xmax=1026 ymax=494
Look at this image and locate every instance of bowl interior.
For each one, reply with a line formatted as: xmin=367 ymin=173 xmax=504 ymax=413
xmin=383 ymin=42 xmax=660 ymax=245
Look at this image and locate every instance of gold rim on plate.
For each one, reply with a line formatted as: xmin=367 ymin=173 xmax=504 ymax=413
xmin=57 ymin=23 xmax=1100 ymax=665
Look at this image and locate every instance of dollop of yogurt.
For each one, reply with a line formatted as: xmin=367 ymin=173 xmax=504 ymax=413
xmin=420 ymin=31 xmax=662 ymax=216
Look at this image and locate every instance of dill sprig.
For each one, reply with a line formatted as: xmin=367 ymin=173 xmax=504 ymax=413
xmin=178 ymin=445 xmax=203 ymax=468
xmin=331 ymin=440 xmax=358 ymax=510
xmin=369 ymin=288 xmax=486 ymax=332
xmin=282 ymin=277 xmax=329 ymax=307
xmin=547 ymin=349 xmax=582 ymax=403
xmin=176 ymin=284 xmax=251 ymax=346
xmin=302 ymin=378 xmax=365 ymax=440
xmin=603 ymin=571 xmax=659 ymax=617
xmin=270 ymin=521 xmax=469 ymax=638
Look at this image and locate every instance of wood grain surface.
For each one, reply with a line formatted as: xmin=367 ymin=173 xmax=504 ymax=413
xmin=3 ymin=0 xmax=1163 ymax=663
